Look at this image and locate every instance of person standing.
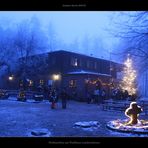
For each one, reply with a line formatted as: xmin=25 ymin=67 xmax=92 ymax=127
xmin=93 ymin=88 xmax=100 ymax=104
xmin=101 ymin=89 xmax=106 ymax=103
xmin=50 ymin=88 xmax=57 ymax=109
xmin=60 ymin=87 xmax=68 ymax=109
xmin=86 ymin=91 xmax=91 ymax=104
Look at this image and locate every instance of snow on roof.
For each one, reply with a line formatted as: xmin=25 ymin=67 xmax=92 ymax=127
xmin=66 ymin=70 xmax=111 ymax=77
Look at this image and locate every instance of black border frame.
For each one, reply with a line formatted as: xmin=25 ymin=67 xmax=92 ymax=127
xmin=0 ymin=0 xmax=148 ymax=146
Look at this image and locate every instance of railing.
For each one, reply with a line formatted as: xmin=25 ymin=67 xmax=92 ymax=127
xmin=138 ymin=101 xmax=148 ymax=115
xmin=1 ymin=90 xmax=42 ymax=99
xmin=102 ymin=100 xmax=130 ymax=112
xmin=102 ymin=100 xmax=148 ymax=115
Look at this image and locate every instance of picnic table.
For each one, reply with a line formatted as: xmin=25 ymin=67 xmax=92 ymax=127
xmin=138 ymin=100 xmax=148 ymax=115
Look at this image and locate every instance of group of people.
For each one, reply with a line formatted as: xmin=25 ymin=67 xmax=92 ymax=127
xmin=86 ymin=88 xmax=106 ymax=104
xmin=35 ymin=84 xmax=69 ymax=109
xmin=48 ymin=87 xmax=68 ymax=109
xmin=86 ymin=87 xmax=137 ymax=105
xmin=111 ymin=88 xmax=128 ymax=100
xmin=111 ymin=88 xmax=137 ymax=101
xmin=35 ymin=83 xmax=137 ymax=108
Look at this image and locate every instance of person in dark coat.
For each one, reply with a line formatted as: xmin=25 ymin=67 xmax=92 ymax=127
xmin=60 ymin=87 xmax=68 ymax=109
xmin=50 ymin=89 xmax=57 ymax=109
xmin=101 ymin=89 xmax=106 ymax=103
xmin=86 ymin=91 xmax=91 ymax=104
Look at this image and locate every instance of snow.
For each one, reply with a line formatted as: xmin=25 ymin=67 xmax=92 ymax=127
xmin=139 ymin=97 xmax=148 ymax=102
xmin=0 ymin=99 xmax=148 ymax=137
xmin=74 ymin=121 xmax=100 ymax=128
xmin=74 ymin=121 xmax=100 ymax=132
xmin=81 ymin=127 xmax=98 ymax=132
xmin=108 ymin=130 xmax=146 ymax=137
xmin=8 ymin=96 xmax=17 ymax=101
xmin=107 ymin=119 xmax=148 ymax=134
xmin=8 ymin=96 xmax=50 ymax=104
xmin=28 ymin=128 xmax=52 ymax=137
xmin=66 ymin=70 xmax=111 ymax=77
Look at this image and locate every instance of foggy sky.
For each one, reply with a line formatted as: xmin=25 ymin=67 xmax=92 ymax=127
xmin=0 ymin=11 xmax=132 ymax=61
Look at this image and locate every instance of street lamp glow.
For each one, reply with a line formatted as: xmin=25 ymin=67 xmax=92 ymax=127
xmin=9 ymin=76 xmax=13 ymax=81
xmin=53 ymin=74 xmax=60 ymax=80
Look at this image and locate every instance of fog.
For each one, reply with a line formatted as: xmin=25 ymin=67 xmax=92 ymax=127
xmin=1 ymin=11 xmax=148 ymax=96
xmin=0 ymin=11 xmax=123 ymax=61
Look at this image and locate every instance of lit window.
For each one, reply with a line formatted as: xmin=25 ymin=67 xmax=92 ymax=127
xmin=19 ymin=80 xmax=23 ymax=87
xmin=9 ymin=76 xmax=13 ymax=80
xmin=71 ymin=58 xmax=78 ymax=66
xmin=40 ymin=80 xmax=44 ymax=85
xmin=52 ymin=74 xmax=60 ymax=80
xmin=29 ymin=80 xmax=33 ymax=86
xmin=69 ymin=80 xmax=77 ymax=88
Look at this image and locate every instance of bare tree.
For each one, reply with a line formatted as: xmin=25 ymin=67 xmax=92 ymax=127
xmin=14 ymin=16 xmax=48 ymax=80
xmin=110 ymin=11 xmax=148 ymax=72
xmin=91 ymin=36 xmax=106 ymax=58
xmin=81 ymin=35 xmax=91 ymax=55
xmin=108 ymin=11 xmax=148 ymax=97
xmin=47 ymin=22 xmax=58 ymax=52
xmin=0 ymin=26 xmax=16 ymax=74
xmin=25 ymin=54 xmax=49 ymax=76
xmin=67 ymin=38 xmax=80 ymax=53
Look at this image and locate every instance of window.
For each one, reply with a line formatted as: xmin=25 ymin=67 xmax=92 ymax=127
xmin=29 ymin=80 xmax=33 ymax=86
xmin=71 ymin=58 xmax=78 ymax=66
xmin=79 ymin=59 xmax=82 ymax=67
xmin=94 ymin=62 xmax=97 ymax=69
xmin=69 ymin=80 xmax=77 ymax=88
xmin=40 ymin=80 xmax=44 ymax=85
xmin=19 ymin=80 xmax=23 ymax=87
xmin=51 ymin=57 xmax=56 ymax=65
xmin=86 ymin=61 xmax=90 ymax=68
xmin=87 ymin=60 xmax=94 ymax=69
xmin=100 ymin=60 xmax=110 ymax=74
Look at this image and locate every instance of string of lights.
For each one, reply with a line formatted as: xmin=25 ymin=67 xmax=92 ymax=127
xmin=120 ymin=55 xmax=137 ymax=95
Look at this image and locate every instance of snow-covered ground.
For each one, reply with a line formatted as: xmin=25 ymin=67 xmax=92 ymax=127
xmin=0 ymin=97 xmax=148 ymax=137
xmin=139 ymin=97 xmax=148 ymax=102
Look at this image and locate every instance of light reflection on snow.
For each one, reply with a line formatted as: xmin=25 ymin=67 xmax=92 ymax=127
xmin=108 ymin=119 xmax=148 ymax=132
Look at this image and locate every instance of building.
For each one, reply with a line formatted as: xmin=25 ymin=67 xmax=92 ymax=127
xmin=5 ymin=50 xmax=123 ymax=101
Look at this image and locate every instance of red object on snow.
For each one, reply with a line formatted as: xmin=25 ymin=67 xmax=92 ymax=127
xmin=51 ymin=102 xmax=56 ymax=109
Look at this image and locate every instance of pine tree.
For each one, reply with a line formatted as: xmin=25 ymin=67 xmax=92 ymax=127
xmin=120 ymin=55 xmax=137 ymax=96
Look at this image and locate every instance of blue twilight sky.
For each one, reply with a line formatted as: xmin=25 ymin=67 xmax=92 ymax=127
xmin=0 ymin=11 xmax=132 ymax=60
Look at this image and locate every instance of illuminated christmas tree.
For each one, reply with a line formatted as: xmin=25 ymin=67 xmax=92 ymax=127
xmin=120 ymin=55 xmax=137 ymax=96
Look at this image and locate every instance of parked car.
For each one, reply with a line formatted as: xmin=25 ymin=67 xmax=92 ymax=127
xmin=33 ymin=92 xmax=44 ymax=101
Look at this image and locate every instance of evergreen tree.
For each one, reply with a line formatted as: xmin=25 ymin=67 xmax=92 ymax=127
xmin=120 ymin=55 xmax=137 ymax=96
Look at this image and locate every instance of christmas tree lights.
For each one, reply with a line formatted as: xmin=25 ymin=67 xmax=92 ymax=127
xmin=120 ymin=55 xmax=137 ymax=95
